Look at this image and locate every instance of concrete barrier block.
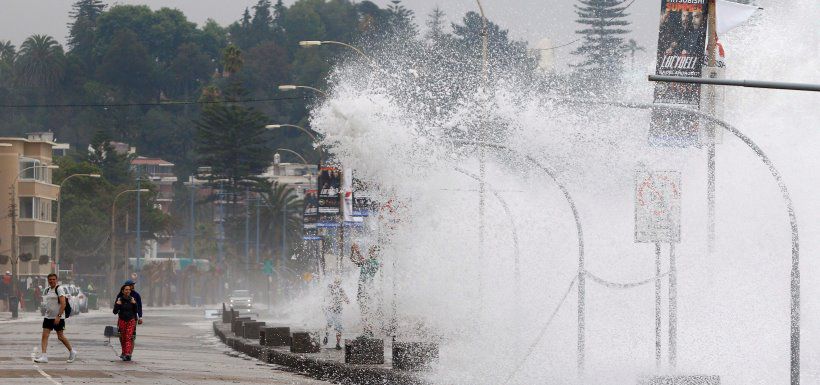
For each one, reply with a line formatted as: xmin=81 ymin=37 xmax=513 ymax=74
xmin=392 ymin=341 xmax=438 ymax=370
xmin=345 ymin=337 xmax=384 ymax=365
xmin=638 ymin=376 xmax=720 ymax=385
xmin=232 ymin=317 xmax=251 ymax=334
xmin=261 ymin=326 xmax=291 ymax=346
xmin=291 ymin=331 xmax=321 ymax=353
xmin=243 ymin=321 xmax=266 ymax=339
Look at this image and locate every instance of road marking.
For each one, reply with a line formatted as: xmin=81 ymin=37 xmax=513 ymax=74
xmin=30 ymin=349 xmax=62 ymax=385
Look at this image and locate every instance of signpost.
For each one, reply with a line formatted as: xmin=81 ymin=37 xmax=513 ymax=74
xmin=635 ymin=170 xmax=682 ymax=369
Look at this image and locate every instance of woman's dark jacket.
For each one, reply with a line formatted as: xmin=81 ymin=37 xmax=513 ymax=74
xmin=113 ymin=296 xmax=138 ymax=321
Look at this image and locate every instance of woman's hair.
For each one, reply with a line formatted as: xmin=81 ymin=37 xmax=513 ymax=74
xmin=120 ymin=284 xmax=131 ymax=295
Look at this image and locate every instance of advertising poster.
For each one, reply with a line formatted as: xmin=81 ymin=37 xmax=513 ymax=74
xmin=317 ymin=166 xmax=341 ymax=227
xmin=653 ymin=0 xmax=710 ymax=105
xmin=650 ymin=0 xmax=710 ymax=147
xmin=302 ymin=188 xmax=318 ymax=230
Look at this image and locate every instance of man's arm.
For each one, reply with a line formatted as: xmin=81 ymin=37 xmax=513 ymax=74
xmin=56 ymin=291 xmax=66 ymax=324
xmin=134 ymin=292 xmax=143 ymax=318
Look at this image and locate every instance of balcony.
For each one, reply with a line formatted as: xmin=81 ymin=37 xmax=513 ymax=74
xmin=17 ymin=180 xmax=59 ymax=199
xmin=17 ymin=219 xmax=57 ymax=238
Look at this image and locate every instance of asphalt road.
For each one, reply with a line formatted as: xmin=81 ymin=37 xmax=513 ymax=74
xmin=0 ymin=306 xmax=331 ymax=385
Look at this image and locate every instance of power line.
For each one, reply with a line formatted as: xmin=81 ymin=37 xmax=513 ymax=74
xmin=0 ymin=96 xmax=308 ymax=109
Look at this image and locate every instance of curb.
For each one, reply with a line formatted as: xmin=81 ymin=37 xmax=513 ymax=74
xmin=213 ymin=321 xmax=427 ymax=385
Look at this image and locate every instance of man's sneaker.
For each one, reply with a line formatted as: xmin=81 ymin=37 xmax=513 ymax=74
xmin=67 ymin=350 xmax=77 ymax=363
xmin=120 ymin=354 xmax=126 ymax=360
xmin=33 ymin=354 xmax=48 ymax=363
xmin=124 ymin=355 xmax=131 ymax=361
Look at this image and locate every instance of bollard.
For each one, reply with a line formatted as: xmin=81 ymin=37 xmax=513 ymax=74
xmin=222 ymin=303 xmax=230 ymax=323
xmin=290 ymin=331 xmax=320 ymax=353
xmin=231 ymin=317 xmax=251 ymax=334
xmin=8 ymin=296 xmax=19 ymax=319
xmin=243 ymin=321 xmax=265 ymax=339
xmin=345 ymin=336 xmax=384 ymax=365
xmin=261 ymin=326 xmax=291 ymax=346
xmin=392 ymin=341 xmax=439 ymax=370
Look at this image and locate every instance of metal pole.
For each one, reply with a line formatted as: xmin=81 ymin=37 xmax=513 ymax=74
xmin=136 ymin=177 xmax=142 ymax=272
xmin=55 ymin=188 xmax=62 ymax=274
xmin=556 ymin=98 xmax=801 ymax=385
xmin=217 ymin=181 xmax=224 ymax=299
xmin=476 ymin=0 xmax=488 ymax=313
xmin=648 ymin=75 xmax=820 ymax=92
xmin=189 ymin=182 xmax=195 ymax=261
xmin=10 ymin=184 xmax=18 ymax=299
xmin=245 ymin=186 xmax=250 ymax=279
xmin=706 ymin=0 xmax=718 ymax=254
xmin=110 ymin=198 xmax=117 ymax=300
xmin=655 ymin=242 xmax=662 ymax=368
xmin=669 ymin=242 xmax=677 ymax=368
xmin=255 ymin=199 xmax=260 ymax=265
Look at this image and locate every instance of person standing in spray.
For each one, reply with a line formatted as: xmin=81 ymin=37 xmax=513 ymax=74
xmin=350 ymin=243 xmax=381 ymax=337
xmin=323 ymin=277 xmax=349 ymax=350
xmin=113 ymin=284 xmax=138 ymax=361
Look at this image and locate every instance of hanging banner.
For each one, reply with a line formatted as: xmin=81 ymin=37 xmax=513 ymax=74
xmin=317 ymin=166 xmax=341 ymax=227
xmin=302 ymin=188 xmax=318 ymax=230
xmin=634 ymin=170 xmax=682 ymax=243
xmin=650 ymin=0 xmax=711 ymax=147
xmin=342 ymin=167 xmax=354 ymax=223
xmin=654 ymin=0 xmax=710 ymax=103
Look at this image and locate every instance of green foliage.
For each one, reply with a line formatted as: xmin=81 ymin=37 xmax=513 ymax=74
xmin=194 ymin=102 xmax=271 ymax=194
xmin=571 ymin=0 xmax=632 ymax=84
xmin=15 ymin=35 xmax=66 ymax=89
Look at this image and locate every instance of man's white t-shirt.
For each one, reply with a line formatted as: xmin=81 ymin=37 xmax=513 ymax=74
xmin=42 ymin=285 xmax=68 ymax=319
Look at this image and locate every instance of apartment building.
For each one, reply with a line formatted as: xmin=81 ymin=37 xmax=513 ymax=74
xmin=131 ymin=156 xmax=177 ymax=259
xmin=0 ymin=134 xmax=59 ymax=276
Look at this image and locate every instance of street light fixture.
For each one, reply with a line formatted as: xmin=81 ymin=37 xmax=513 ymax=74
xmin=266 ymin=124 xmax=323 ymax=163
xmin=298 ymin=40 xmax=379 ymax=68
xmin=54 ymin=173 xmax=101 ymax=273
xmin=110 ymin=189 xmax=149 ymax=296
xmin=278 ymin=84 xmax=327 ymax=97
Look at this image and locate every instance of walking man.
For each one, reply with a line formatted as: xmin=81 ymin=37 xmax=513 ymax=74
xmin=34 ymin=273 xmax=77 ymax=363
xmin=350 ymin=243 xmax=381 ymax=337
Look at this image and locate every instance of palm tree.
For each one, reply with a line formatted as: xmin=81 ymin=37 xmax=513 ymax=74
xmin=222 ymin=44 xmax=243 ymax=78
xmin=0 ymin=40 xmax=15 ymax=83
xmin=16 ymin=34 xmax=65 ymax=88
xmin=256 ymin=181 xmax=303 ymax=260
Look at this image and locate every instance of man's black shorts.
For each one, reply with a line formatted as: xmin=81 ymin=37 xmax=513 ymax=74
xmin=42 ymin=318 xmax=65 ymax=331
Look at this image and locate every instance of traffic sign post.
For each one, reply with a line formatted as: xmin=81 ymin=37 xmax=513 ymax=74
xmin=635 ymin=170 xmax=682 ymax=369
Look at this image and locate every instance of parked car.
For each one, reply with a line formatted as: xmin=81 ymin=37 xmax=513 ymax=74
xmin=40 ymin=283 xmax=79 ymax=316
xmin=75 ymin=286 xmax=88 ymax=313
xmin=228 ymin=290 xmax=253 ymax=313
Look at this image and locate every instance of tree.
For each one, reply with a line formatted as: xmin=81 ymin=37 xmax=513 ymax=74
xmin=571 ymin=0 xmax=632 ymax=84
xmin=0 ymin=41 xmax=15 ymax=86
xmin=425 ymin=7 xmax=449 ymax=45
xmin=254 ymin=181 xmax=303 ymax=260
xmin=622 ymin=38 xmax=645 ymax=68
xmin=251 ymin=0 xmax=274 ymax=44
xmin=194 ymin=102 xmax=272 ymax=195
xmin=67 ymin=0 xmax=106 ymax=69
xmin=15 ymin=35 xmax=66 ymax=89
xmin=96 ymin=29 xmax=154 ymax=100
xmin=88 ymin=130 xmax=132 ymax=185
xmin=387 ymin=0 xmax=417 ymax=39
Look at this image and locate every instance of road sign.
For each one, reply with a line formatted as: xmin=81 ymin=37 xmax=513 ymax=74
xmin=262 ymin=260 xmax=274 ymax=276
xmin=635 ymin=170 xmax=682 ymax=243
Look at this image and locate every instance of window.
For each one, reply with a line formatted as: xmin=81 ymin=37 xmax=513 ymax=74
xmin=18 ymin=197 xmax=53 ymax=221
xmin=18 ymin=158 xmax=51 ymax=183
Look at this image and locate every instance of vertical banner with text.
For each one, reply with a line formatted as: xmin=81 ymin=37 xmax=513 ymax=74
xmin=650 ymin=0 xmax=710 ymax=147
xmin=317 ymin=166 xmax=341 ymax=228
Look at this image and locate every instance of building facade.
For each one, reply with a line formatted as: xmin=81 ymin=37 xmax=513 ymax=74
xmin=0 ymin=134 xmax=58 ymax=277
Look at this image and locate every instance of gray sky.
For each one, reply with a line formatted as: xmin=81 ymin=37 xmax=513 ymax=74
xmin=0 ymin=0 xmax=660 ymax=68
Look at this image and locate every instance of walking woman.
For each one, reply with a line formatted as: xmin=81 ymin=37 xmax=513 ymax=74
xmin=113 ymin=284 xmax=138 ymax=361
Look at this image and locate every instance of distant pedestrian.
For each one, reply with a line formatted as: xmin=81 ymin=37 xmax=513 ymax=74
xmin=116 ymin=280 xmax=143 ymax=325
xmin=323 ymin=277 xmax=349 ymax=350
xmin=33 ymin=273 xmax=77 ymax=363
xmin=350 ymin=243 xmax=381 ymax=337
xmin=0 ymin=272 xmax=9 ymax=312
xmin=114 ymin=284 xmax=139 ymax=361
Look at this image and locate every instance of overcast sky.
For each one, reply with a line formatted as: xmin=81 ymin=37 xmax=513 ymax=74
xmin=0 ymin=0 xmax=660 ymax=68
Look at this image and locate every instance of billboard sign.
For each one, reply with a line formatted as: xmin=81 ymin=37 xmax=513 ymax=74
xmin=635 ymin=170 xmax=682 ymax=243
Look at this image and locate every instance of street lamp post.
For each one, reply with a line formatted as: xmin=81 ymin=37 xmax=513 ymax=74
xmin=299 ymin=40 xmax=378 ymax=68
xmin=110 ymin=189 xmax=148 ymax=297
xmin=10 ymin=164 xmax=59 ymax=299
xmin=278 ymin=85 xmax=327 ymax=97
xmin=54 ymin=173 xmax=101 ymax=274
xmin=265 ymin=124 xmax=324 ymax=163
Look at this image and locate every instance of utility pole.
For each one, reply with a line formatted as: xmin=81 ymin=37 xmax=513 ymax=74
xmin=245 ymin=186 xmax=250 ymax=279
xmin=135 ymin=177 xmax=142 ymax=273
xmin=255 ymin=198 xmax=260 ymax=265
xmin=655 ymin=243 xmax=662 ymax=368
xmin=217 ymin=181 xmax=225 ymax=299
xmin=189 ymin=181 xmax=195 ymax=261
xmin=705 ymin=0 xmax=718 ymax=253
